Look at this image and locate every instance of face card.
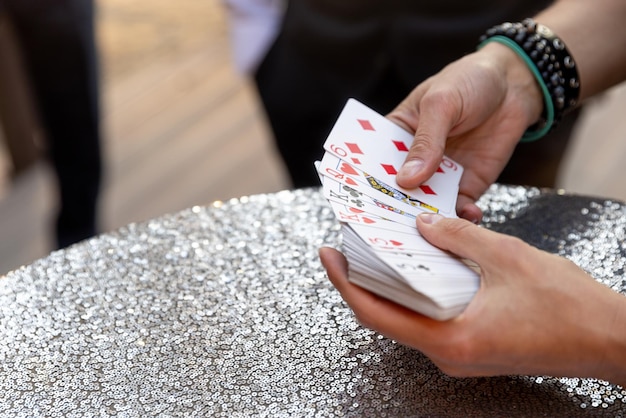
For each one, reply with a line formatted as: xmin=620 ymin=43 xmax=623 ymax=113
xmin=323 ymin=99 xmax=463 ymax=215
xmin=326 ymin=199 xmax=417 ymax=234
xmin=319 ymin=172 xmax=418 ymax=229
xmin=317 ymin=153 xmax=456 ymax=217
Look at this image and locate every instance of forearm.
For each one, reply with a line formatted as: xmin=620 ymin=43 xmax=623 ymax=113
xmin=599 ymin=292 xmax=626 ymax=387
xmin=568 ymin=276 xmax=626 ymax=387
xmin=535 ymin=0 xmax=626 ymax=101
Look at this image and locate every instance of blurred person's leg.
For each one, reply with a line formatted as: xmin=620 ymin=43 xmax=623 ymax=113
xmin=253 ymin=31 xmax=409 ymax=189
xmin=0 ymin=11 xmax=42 ymax=175
xmin=254 ymin=43 xmax=344 ymax=189
xmin=5 ymin=0 xmax=102 ymax=248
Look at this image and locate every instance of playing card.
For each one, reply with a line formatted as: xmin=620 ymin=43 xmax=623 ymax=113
xmin=342 ymin=223 xmax=450 ymax=258
xmin=323 ymin=98 xmax=463 ymax=215
xmin=374 ymin=250 xmax=479 ymax=283
xmin=319 ymin=173 xmax=418 ymax=229
xmin=317 ymin=153 xmax=452 ymax=217
xmin=317 ymin=98 xmax=478 ymax=320
xmin=344 ymin=245 xmax=478 ymax=286
xmin=346 ymin=270 xmax=474 ymax=320
xmin=343 ymin=232 xmax=479 ymax=313
xmin=326 ymin=199 xmax=417 ymax=234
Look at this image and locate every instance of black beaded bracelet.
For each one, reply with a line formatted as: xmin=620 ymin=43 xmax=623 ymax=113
xmin=479 ymin=18 xmax=580 ymax=140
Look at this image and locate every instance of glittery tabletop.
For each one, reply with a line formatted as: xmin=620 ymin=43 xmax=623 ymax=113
xmin=1 ymin=185 xmax=625 ymax=417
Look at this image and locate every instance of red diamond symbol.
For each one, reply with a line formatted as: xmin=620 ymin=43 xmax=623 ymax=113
xmin=436 ymin=167 xmax=444 ymax=173
xmin=345 ymin=142 xmax=364 ymax=154
xmin=357 ymin=119 xmax=375 ymax=131
xmin=381 ymin=164 xmax=397 ymax=175
xmin=351 ymin=158 xmax=361 ymax=165
xmin=392 ymin=140 xmax=409 ymax=152
xmin=419 ymin=185 xmax=437 ymax=195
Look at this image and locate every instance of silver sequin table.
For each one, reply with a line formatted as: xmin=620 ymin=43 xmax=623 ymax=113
xmin=1 ymin=185 xmax=625 ymax=417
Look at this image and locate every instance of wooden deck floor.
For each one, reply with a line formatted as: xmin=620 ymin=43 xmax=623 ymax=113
xmin=0 ymin=1 xmax=289 ymax=275
xmin=1 ymin=1 xmax=625 ymax=276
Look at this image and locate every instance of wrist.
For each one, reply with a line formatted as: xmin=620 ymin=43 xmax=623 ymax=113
xmin=600 ymin=293 xmax=626 ymax=387
xmin=477 ymin=42 xmax=544 ymax=132
xmin=478 ymin=19 xmax=581 ymax=142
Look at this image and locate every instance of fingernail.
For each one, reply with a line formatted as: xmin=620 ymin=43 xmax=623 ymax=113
xmin=459 ymin=209 xmax=481 ymax=225
xmin=418 ymin=213 xmax=444 ymax=224
xmin=398 ymin=159 xmax=424 ymax=179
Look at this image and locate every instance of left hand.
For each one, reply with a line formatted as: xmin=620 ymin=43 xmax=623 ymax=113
xmin=320 ymin=214 xmax=626 ymax=383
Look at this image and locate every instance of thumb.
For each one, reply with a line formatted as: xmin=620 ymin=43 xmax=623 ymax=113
xmin=390 ymin=93 xmax=457 ymax=189
xmin=415 ymin=213 xmax=502 ymax=265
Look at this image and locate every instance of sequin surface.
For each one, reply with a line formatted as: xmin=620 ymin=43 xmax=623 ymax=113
xmin=0 ymin=185 xmax=624 ymax=417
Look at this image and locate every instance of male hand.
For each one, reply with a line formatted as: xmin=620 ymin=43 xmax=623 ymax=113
xmin=387 ymin=43 xmax=543 ymax=222
xmin=320 ymin=213 xmax=626 ymax=384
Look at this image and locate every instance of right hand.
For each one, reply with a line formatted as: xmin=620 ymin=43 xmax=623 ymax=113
xmin=387 ymin=42 xmax=544 ymax=222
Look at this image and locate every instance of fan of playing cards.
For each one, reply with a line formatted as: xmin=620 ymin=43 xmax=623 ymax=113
xmin=315 ymin=99 xmax=480 ymax=321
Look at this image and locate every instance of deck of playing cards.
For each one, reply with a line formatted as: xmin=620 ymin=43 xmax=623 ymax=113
xmin=316 ymin=99 xmax=479 ymax=321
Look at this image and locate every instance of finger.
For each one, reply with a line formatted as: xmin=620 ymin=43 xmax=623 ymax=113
xmin=319 ymin=247 xmax=446 ymax=339
xmin=392 ymin=92 xmax=459 ymax=189
xmin=319 ymin=247 xmax=393 ymax=310
xmin=318 ymin=247 xmax=349 ymax=288
xmin=415 ymin=214 xmax=509 ymax=265
xmin=456 ymin=198 xmax=483 ymax=224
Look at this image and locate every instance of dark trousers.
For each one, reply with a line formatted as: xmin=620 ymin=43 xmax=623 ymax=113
xmin=2 ymin=0 xmax=102 ymax=248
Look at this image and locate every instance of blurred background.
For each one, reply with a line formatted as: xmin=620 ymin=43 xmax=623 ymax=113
xmin=0 ymin=0 xmax=289 ymax=275
xmin=0 ymin=0 xmax=624 ymax=275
